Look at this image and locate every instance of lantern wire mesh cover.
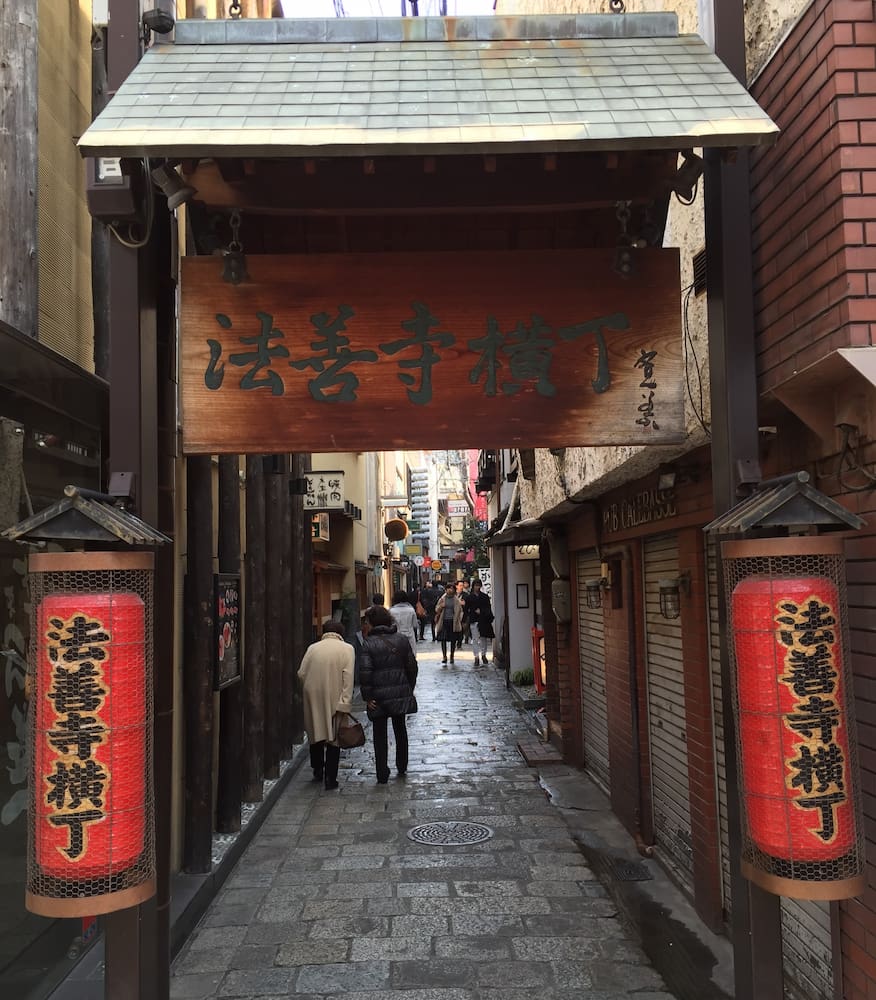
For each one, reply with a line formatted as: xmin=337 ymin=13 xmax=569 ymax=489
xmin=25 ymin=552 xmax=156 ymax=917
xmin=722 ymin=536 xmax=864 ymax=900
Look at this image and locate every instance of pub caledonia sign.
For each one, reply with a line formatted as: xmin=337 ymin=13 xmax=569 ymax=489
xmin=180 ymin=250 xmax=683 ymax=454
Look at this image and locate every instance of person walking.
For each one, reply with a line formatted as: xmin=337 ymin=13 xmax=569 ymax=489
xmin=419 ymin=580 xmax=440 ymax=641
xmin=457 ymin=579 xmax=472 ymax=644
xmin=434 ymin=581 xmax=464 ymax=665
xmin=462 ymin=577 xmax=493 ymax=666
xmin=297 ymin=621 xmax=355 ymax=790
xmin=359 ymin=605 xmax=418 ymax=784
xmin=389 ymin=590 xmax=419 ymax=658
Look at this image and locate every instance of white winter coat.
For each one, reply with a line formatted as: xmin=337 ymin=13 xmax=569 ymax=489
xmin=389 ymin=602 xmax=419 ymax=657
xmin=297 ymin=632 xmax=355 ymax=745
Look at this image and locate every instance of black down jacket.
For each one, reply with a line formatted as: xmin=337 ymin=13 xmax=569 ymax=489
xmin=360 ymin=625 xmax=418 ymax=720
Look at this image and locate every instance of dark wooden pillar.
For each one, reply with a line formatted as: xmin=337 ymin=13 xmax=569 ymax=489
xmin=289 ymin=453 xmax=311 ymax=742
xmin=182 ymin=455 xmax=215 ymax=873
xmin=703 ymin=0 xmax=784 ymax=995
xmin=0 ymin=0 xmax=37 ymax=338
xmin=263 ymin=458 xmax=285 ymax=778
xmin=216 ymin=455 xmax=242 ymax=832
xmin=243 ymin=455 xmax=266 ymax=801
xmin=280 ymin=458 xmax=294 ymax=754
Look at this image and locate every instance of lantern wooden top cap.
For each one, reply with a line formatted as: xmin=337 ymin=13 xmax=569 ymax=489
xmin=28 ymin=551 xmax=155 ymax=573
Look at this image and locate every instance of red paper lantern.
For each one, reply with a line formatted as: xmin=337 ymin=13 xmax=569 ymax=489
xmin=34 ymin=593 xmax=147 ymax=881
xmin=732 ymin=576 xmax=855 ymax=865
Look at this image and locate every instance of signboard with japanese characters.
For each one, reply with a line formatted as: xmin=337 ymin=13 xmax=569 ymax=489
xmin=513 ymin=544 xmax=540 ymax=561
xmin=446 ymin=500 xmax=470 ymax=518
xmin=181 ymin=249 xmax=683 ymax=453
xmin=303 ymin=471 xmax=344 ymax=511
xmin=214 ymin=574 xmax=241 ymax=690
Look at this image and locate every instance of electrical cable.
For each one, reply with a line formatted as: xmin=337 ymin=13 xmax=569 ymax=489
xmin=681 ymin=281 xmax=710 ymax=437
xmin=835 ymin=424 xmax=876 ymax=493
xmin=107 ymin=157 xmax=154 ymax=249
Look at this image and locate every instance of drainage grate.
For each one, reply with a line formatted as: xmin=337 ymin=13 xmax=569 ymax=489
xmin=407 ymin=821 xmax=494 ymax=846
xmin=602 ymin=857 xmax=654 ymax=882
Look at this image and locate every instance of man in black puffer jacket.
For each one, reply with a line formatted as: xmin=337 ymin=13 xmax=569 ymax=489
xmin=360 ymin=605 xmax=418 ymax=784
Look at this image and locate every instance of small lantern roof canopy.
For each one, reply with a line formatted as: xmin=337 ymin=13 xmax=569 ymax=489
xmin=703 ymin=472 xmax=865 ymax=536
xmin=2 ymin=486 xmax=170 ymax=546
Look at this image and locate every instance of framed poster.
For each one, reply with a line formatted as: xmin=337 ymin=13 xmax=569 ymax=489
xmin=214 ymin=573 xmax=241 ymax=690
xmin=516 ymin=583 xmax=530 ymax=610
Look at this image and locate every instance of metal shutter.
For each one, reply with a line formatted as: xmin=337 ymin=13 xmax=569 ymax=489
xmin=644 ymin=533 xmax=694 ymax=894
xmin=707 ymin=540 xmax=732 ymax=921
xmin=781 ymin=898 xmax=833 ymax=999
xmin=577 ymin=551 xmax=610 ymax=792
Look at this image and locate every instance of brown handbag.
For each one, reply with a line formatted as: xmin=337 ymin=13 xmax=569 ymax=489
xmin=334 ymin=712 xmax=366 ymax=749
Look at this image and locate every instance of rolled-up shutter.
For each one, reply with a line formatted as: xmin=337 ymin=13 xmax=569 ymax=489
xmin=781 ymin=898 xmax=833 ymax=999
xmin=644 ymin=533 xmax=694 ymax=894
xmin=577 ymin=550 xmax=609 ymax=792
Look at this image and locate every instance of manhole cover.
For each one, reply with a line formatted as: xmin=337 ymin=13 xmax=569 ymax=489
xmin=407 ymin=821 xmax=494 ymax=846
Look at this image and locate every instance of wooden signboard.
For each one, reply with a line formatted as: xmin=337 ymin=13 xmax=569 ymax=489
xmin=181 ymin=249 xmax=682 ymax=454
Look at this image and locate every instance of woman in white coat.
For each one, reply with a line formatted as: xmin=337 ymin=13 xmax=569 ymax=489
xmin=389 ymin=590 xmax=419 ymax=658
xmin=297 ymin=622 xmax=354 ymax=790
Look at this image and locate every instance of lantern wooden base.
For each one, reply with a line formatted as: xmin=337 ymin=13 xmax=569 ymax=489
xmin=743 ymin=861 xmax=864 ymax=901
xmin=26 ymin=878 xmax=155 ymax=918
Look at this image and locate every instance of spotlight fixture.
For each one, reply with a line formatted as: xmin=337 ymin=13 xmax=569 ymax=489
xmin=142 ymin=8 xmax=175 ymax=38
xmin=151 ymin=163 xmax=196 ymax=211
xmin=673 ymin=151 xmax=704 ymax=203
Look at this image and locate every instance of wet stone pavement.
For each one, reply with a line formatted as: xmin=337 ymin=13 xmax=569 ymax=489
xmin=171 ymin=641 xmax=677 ymax=1000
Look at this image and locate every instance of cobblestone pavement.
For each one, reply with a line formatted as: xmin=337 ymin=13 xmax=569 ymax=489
xmin=170 ymin=641 xmax=677 ymax=1000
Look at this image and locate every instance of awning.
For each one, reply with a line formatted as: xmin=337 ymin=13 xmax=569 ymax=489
xmin=486 ymin=517 xmax=544 ymax=548
xmin=78 ymin=14 xmax=778 ymax=160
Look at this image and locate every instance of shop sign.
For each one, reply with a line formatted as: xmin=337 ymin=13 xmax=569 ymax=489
xmin=513 ymin=544 xmax=540 ymax=561
xmin=311 ymin=513 xmax=330 ymax=541
xmin=303 ymin=471 xmax=344 ymax=511
xmin=602 ymin=488 xmax=677 ymax=534
xmin=446 ymin=500 xmax=469 ymax=517
xmin=181 ymin=249 xmax=683 ymax=453
xmin=214 ymin=574 xmax=241 ymax=690
xmin=404 ymin=544 xmax=422 ymax=556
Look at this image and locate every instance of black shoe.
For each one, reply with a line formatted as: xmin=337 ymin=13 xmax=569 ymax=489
xmin=442 ymin=658 xmax=447 ymax=663
xmin=483 ymin=656 xmax=489 ymax=664
xmin=324 ymin=780 xmax=339 ymax=790
xmin=312 ymin=770 xmax=324 ymax=782
xmin=397 ymin=769 xmax=406 ymax=777
xmin=376 ymin=777 xmax=388 ymax=785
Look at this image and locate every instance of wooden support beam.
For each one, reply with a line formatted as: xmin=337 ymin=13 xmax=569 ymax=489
xmin=483 ymin=155 xmax=497 ymax=173
xmin=216 ymin=455 xmax=242 ymax=834
xmin=289 ymin=453 xmax=309 ymax=742
xmin=182 ymin=455 xmax=215 ymax=873
xmin=424 ymin=156 xmax=437 ymax=174
xmin=263 ymin=460 xmax=285 ymax=779
xmin=543 ymin=154 xmax=557 ymax=172
xmin=243 ymin=455 xmax=266 ymax=801
xmin=280 ymin=461 xmax=294 ymax=755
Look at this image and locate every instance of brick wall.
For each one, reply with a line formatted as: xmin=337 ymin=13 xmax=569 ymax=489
xmin=751 ymin=0 xmax=876 ymax=394
xmin=751 ymin=3 xmax=876 ymax=993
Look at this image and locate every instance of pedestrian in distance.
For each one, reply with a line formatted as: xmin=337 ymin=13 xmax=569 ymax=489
xmin=418 ymin=580 xmax=440 ymax=641
xmin=297 ymin=621 xmax=355 ymax=791
xmin=434 ymin=581 xmax=464 ymax=665
xmin=360 ymin=605 xmax=418 ymax=784
xmin=462 ymin=577 xmax=493 ymax=666
xmin=389 ymin=590 xmax=419 ymax=658
xmin=457 ymin=579 xmax=472 ymax=643
xmin=371 ymin=593 xmax=385 ymax=607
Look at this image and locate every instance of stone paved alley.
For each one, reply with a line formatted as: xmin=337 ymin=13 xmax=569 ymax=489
xmin=169 ymin=641 xmax=722 ymax=1000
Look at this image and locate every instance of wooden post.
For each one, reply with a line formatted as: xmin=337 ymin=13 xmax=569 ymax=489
xmin=263 ymin=459 xmax=285 ymax=778
xmin=216 ymin=455 xmax=242 ymax=833
xmin=280 ymin=458 xmax=294 ymax=755
xmin=290 ymin=453 xmax=310 ymax=742
xmin=243 ymin=455 xmax=266 ymax=802
xmin=182 ymin=455 xmax=214 ymax=873
xmin=0 ymin=0 xmax=37 ymax=337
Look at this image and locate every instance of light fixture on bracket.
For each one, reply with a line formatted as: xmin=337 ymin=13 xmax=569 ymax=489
xmin=584 ymin=577 xmax=609 ymax=610
xmin=142 ymin=6 xmax=175 ymax=45
xmin=151 ymin=162 xmax=196 ymax=211
xmin=658 ymin=571 xmax=691 ymax=620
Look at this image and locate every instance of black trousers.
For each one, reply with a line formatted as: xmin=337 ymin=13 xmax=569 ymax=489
xmin=309 ymin=741 xmax=340 ymax=787
xmin=371 ymin=714 xmax=408 ymax=783
xmin=440 ymin=630 xmax=461 ymax=661
xmin=419 ymin=615 xmax=435 ymax=640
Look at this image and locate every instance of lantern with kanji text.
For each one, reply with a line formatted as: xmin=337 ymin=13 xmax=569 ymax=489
xmin=26 ymin=551 xmax=156 ymax=916
xmin=723 ymin=536 xmax=864 ymax=900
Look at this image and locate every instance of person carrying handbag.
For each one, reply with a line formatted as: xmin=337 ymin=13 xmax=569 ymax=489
xmin=359 ymin=605 xmax=418 ymax=784
xmin=297 ymin=621 xmax=354 ymax=790
xmin=434 ymin=581 xmax=464 ymax=665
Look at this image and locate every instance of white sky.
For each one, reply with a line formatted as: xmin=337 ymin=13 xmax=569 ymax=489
xmin=281 ymin=0 xmax=495 ymax=16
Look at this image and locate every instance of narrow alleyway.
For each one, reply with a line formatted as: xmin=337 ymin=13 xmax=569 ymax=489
xmin=170 ymin=642 xmax=678 ymax=1000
